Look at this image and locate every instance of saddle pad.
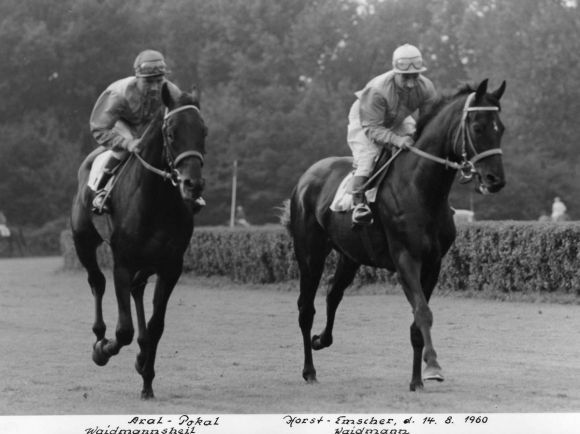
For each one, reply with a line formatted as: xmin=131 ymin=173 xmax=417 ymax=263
xmin=330 ymin=172 xmax=354 ymax=212
xmin=87 ymin=150 xmax=112 ymax=191
xmin=330 ymin=172 xmax=379 ymax=213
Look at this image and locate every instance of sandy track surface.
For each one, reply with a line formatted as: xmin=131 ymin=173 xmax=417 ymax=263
xmin=0 ymin=256 xmax=579 ymax=415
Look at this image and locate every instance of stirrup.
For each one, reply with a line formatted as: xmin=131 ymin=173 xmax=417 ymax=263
xmin=91 ymin=190 xmax=110 ymax=215
xmin=352 ymin=203 xmax=373 ymax=226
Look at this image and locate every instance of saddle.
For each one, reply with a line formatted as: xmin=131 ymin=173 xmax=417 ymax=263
xmin=330 ymin=148 xmax=397 ymax=212
xmin=87 ymin=150 xmax=114 ymax=192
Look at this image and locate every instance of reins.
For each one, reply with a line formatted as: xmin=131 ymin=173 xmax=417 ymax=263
xmin=368 ymin=91 xmax=501 ymax=187
xmin=133 ymin=104 xmax=204 ymax=185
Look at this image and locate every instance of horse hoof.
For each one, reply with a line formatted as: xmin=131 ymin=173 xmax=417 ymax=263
xmin=423 ymin=367 xmax=444 ymax=382
xmin=92 ymin=339 xmax=110 ymax=366
xmin=141 ymin=389 xmax=155 ymax=400
xmin=305 ymin=376 xmax=318 ymax=384
xmin=302 ymin=370 xmax=318 ymax=384
xmin=311 ymin=334 xmax=331 ymax=351
xmin=409 ymin=381 xmax=424 ymax=392
xmin=311 ymin=335 xmax=323 ymax=351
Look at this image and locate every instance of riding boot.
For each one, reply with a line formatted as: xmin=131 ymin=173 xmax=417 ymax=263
xmin=92 ymin=155 xmax=122 ymax=214
xmin=351 ymin=175 xmax=373 ymax=226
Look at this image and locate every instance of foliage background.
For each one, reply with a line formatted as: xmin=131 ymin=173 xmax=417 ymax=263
xmin=1 ymin=0 xmax=579 ymax=227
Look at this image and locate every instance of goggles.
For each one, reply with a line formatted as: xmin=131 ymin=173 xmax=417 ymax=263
xmin=394 ymin=57 xmax=424 ymax=72
xmin=135 ymin=60 xmax=167 ymax=78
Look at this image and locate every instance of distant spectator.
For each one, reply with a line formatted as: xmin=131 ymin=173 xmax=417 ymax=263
xmin=551 ymin=197 xmax=567 ymax=222
xmin=452 ymin=208 xmax=474 ymax=224
xmin=0 ymin=211 xmax=11 ymax=237
xmin=235 ymin=205 xmax=250 ymax=227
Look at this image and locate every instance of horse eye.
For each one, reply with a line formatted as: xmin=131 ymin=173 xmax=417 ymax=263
xmin=473 ymin=124 xmax=483 ymax=135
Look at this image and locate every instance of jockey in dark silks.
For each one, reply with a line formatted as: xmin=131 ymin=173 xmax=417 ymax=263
xmin=347 ymin=44 xmax=437 ymax=226
xmin=90 ymin=49 xmax=205 ymax=214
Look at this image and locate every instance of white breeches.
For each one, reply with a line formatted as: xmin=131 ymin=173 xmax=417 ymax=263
xmin=347 ymin=99 xmax=416 ymax=177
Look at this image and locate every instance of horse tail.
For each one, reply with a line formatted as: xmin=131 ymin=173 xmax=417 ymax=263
xmin=277 ymin=199 xmax=292 ymax=233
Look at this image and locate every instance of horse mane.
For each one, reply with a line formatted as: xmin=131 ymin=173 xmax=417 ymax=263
xmin=415 ymin=83 xmax=475 ymax=139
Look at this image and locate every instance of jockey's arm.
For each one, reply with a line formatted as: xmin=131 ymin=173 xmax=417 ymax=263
xmin=358 ymin=87 xmax=410 ymax=149
xmin=90 ymin=89 xmax=133 ymax=152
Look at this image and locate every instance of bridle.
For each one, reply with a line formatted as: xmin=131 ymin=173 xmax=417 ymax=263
xmin=134 ymin=105 xmax=205 ymax=186
xmin=406 ymin=92 xmax=502 ymax=182
xmin=364 ymin=90 xmax=503 ymax=194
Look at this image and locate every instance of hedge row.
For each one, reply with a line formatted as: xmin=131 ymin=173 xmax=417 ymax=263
xmin=1 ymin=217 xmax=69 ymax=257
xmin=60 ymin=221 xmax=580 ymax=296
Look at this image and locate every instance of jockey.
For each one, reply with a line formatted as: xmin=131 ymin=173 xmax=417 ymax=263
xmin=347 ymin=44 xmax=437 ymax=226
xmin=90 ymin=49 xmax=176 ymax=214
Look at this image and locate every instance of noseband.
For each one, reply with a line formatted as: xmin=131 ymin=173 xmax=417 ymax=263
xmin=135 ymin=105 xmax=204 ymax=185
xmin=407 ymin=92 xmax=502 ymax=181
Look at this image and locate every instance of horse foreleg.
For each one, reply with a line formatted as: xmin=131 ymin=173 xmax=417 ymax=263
xmin=138 ymin=265 xmax=181 ymax=400
xmin=131 ymin=271 xmax=151 ymax=377
xmin=72 ymin=229 xmax=107 ymax=347
xmin=312 ymin=254 xmax=359 ymax=351
xmin=93 ymin=265 xmax=134 ymax=366
xmin=396 ymin=251 xmax=442 ymax=391
xmin=413 ymin=259 xmax=444 ymax=387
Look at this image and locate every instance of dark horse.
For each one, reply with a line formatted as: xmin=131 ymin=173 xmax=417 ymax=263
xmin=71 ymin=83 xmax=206 ymax=399
xmin=288 ymin=79 xmax=506 ymax=391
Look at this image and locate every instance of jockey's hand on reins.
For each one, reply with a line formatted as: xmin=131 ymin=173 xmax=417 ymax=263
xmin=127 ymin=138 xmax=141 ymax=153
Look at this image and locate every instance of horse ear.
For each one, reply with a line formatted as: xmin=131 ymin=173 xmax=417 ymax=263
xmin=491 ymin=80 xmax=506 ymax=101
xmin=474 ymin=79 xmax=489 ymax=103
xmin=161 ymin=82 xmax=181 ymax=109
xmin=190 ymin=85 xmax=201 ymax=109
xmin=161 ymin=82 xmax=173 ymax=108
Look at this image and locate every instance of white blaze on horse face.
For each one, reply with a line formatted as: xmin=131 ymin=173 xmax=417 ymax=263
xmin=493 ymin=121 xmax=499 ymax=132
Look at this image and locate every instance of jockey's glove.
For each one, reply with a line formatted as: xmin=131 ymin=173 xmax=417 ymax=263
xmin=127 ymin=138 xmax=142 ymax=153
xmin=390 ymin=134 xmax=414 ymax=150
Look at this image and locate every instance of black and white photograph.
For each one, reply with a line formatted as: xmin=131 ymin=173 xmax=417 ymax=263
xmin=1 ymin=1 xmax=579 ymax=433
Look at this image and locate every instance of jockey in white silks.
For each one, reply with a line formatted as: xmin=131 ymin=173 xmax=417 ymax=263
xmin=347 ymin=44 xmax=437 ymax=226
xmin=0 ymin=211 xmax=10 ymax=237
xmin=551 ymin=197 xmax=567 ymax=221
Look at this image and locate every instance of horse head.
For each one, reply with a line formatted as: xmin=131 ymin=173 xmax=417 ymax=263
xmin=459 ymin=79 xmax=507 ymax=195
xmin=160 ymin=83 xmax=207 ymax=206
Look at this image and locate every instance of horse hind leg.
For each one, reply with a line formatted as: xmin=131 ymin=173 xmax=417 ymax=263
xmin=312 ymin=254 xmax=359 ymax=351
xmin=293 ymin=217 xmax=331 ymax=384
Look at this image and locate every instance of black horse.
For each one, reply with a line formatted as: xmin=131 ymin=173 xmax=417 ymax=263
xmin=288 ymin=79 xmax=506 ymax=391
xmin=71 ymin=83 xmax=207 ymax=399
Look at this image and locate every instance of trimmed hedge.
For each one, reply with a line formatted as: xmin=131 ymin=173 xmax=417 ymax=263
xmin=61 ymin=221 xmax=580 ymax=296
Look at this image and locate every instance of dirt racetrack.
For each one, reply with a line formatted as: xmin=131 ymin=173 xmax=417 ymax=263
xmin=1 ymin=256 xmax=579 ymax=415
